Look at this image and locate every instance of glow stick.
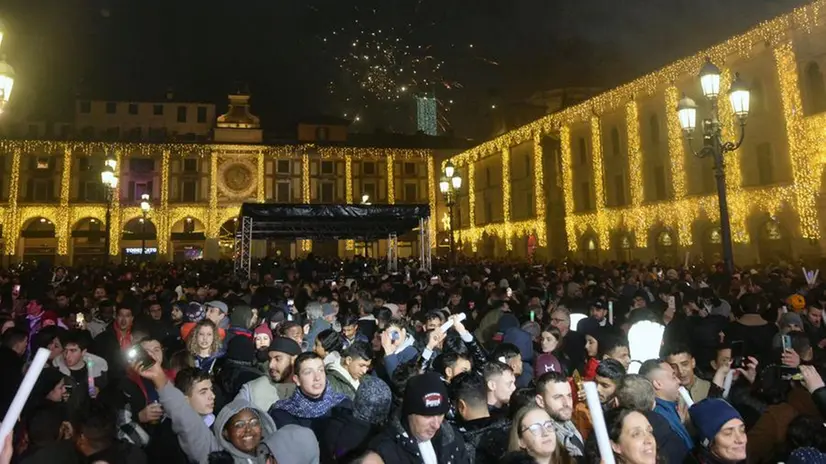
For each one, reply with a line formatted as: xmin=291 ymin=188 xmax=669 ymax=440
xmin=608 ymin=301 xmax=614 ymax=325
xmin=87 ymin=359 xmax=96 ymax=398
xmin=0 ymin=348 xmax=50 ymax=455
xmin=583 ymin=382 xmax=616 ymax=464
xmin=439 ymin=313 xmax=466 ymax=333
xmin=678 ymin=386 xmax=694 ymax=408
xmin=570 ymin=313 xmax=587 ymax=331
xmin=722 ymin=370 xmax=734 ymax=399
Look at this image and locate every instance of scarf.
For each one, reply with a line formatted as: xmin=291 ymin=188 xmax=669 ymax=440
xmin=273 ymin=383 xmax=347 ymax=419
xmin=550 ymin=419 xmax=585 ymax=457
xmin=113 ymin=324 xmax=133 ymax=350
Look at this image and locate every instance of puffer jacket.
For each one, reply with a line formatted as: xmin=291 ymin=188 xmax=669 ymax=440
xmin=456 ymin=416 xmax=510 ymax=464
xmin=368 ymin=412 xmax=469 ymax=464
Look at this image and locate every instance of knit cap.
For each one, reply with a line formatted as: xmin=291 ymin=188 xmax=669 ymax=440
xmin=689 ymin=398 xmax=742 ymax=448
xmin=254 ymin=324 xmax=273 ymax=342
xmin=263 ymin=424 xmax=320 ymax=464
xmin=225 ymin=335 xmax=256 ymax=362
xmin=353 ymin=376 xmax=392 ymax=425
xmin=402 ymin=372 xmax=449 ymax=417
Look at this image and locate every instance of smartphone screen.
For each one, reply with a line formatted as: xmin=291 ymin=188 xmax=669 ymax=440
xmin=731 ymin=340 xmax=745 ymax=368
xmin=782 ymin=334 xmax=792 ymax=352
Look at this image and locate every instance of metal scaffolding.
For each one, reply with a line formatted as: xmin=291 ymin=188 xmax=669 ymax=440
xmin=234 ymin=216 xmax=253 ymax=278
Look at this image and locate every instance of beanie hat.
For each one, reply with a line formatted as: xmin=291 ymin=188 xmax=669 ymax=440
xmin=689 ymin=398 xmax=742 ymax=448
xmin=353 ymin=376 xmax=392 ymax=425
xmin=254 ymin=324 xmax=273 ymax=341
xmin=29 ymin=368 xmax=65 ymax=406
xmin=226 ymin=335 xmax=256 ymax=362
xmin=402 ymin=372 xmax=449 ymax=417
xmin=268 ymin=337 xmax=302 ymax=356
xmin=185 ymin=302 xmax=205 ymax=323
xmin=322 ymin=303 xmax=336 ymax=317
xmin=265 ymin=424 xmax=320 ymax=464
xmin=780 ymin=312 xmax=804 ymax=330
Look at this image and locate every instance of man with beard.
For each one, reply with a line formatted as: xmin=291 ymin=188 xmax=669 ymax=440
xmin=572 ymin=358 xmax=626 ymax=440
xmin=534 ymin=371 xmax=584 ymax=459
xmin=450 ymin=372 xmax=509 ymax=464
xmin=236 ymin=337 xmax=301 ymax=412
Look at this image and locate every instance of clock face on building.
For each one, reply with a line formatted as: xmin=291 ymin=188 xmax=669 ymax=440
xmin=219 ymin=160 xmax=257 ymax=199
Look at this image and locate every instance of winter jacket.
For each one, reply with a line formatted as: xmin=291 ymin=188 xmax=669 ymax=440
xmin=382 ymin=333 xmax=418 ymax=376
xmin=53 ymin=352 xmax=108 ymax=379
xmin=235 ymin=376 xmax=296 ymax=413
xmin=86 ymin=441 xmax=148 ymax=464
xmin=18 ymin=440 xmax=80 ymax=464
xmin=642 ymin=409 xmax=689 ymax=464
xmin=368 ymin=412 xmax=470 ymax=464
xmin=215 ymin=359 xmax=263 ymax=400
xmin=157 ymin=382 xmax=278 ymax=463
xmin=320 ymin=408 xmax=376 ymax=463
xmin=502 ymin=328 xmax=534 ymax=388
xmin=747 ymin=385 xmax=820 ymax=464
xmin=456 ymin=416 xmax=510 ymax=464
xmin=326 ymin=362 xmax=359 ymax=401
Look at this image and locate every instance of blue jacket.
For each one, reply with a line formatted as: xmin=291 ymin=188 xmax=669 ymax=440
xmin=654 ymin=397 xmax=693 ymax=450
xmin=503 ymin=328 xmax=534 ymax=388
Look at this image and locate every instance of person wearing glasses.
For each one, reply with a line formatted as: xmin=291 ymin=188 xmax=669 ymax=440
xmin=507 ymin=405 xmax=573 ymax=464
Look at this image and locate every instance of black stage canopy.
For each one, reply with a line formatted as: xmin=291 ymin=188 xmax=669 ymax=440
xmin=238 ymin=203 xmax=430 ymax=240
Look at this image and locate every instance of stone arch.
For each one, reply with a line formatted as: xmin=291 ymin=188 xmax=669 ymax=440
xmin=750 ymin=213 xmax=792 ymax=264
xmin=20 ymin=216 xmax=57 ymax=264
xmin=170 ymin=216 xmax=206 ymax=261
xmin=649 ymin=223 xmax=677 ymax=264
xmin=580 ymin=229 xmax=599 ymax=264
xmin=612 ymin=229 xmax=634 ymax=262
xmin=71 ymin=217 xmax=107 ymax=266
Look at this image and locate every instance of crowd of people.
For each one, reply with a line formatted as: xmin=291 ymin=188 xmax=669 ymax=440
xmin=0 ymin=255 xmax=824 ymax=464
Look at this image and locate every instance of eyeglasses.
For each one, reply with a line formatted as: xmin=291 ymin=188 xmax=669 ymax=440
xmin=521 ymin=420 xmax=554 ymax=436
xmin=230 ymin=418 xmax=261 ymax=430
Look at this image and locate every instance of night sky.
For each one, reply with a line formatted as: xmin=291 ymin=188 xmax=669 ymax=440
xmin=0 ymin=0 xmax=809 ymax=140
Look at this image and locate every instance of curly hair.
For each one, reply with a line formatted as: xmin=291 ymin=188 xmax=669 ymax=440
xmin=186 ymin=319 xmax=221 ymax=356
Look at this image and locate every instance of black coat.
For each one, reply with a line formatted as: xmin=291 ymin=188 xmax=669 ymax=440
xmin=0 ymin=346 xmax=24 ymax=418
xmin=643 ymin=409 xmax=689 ymax=464
xmin=320 ymin=408 xmax=376 ymax=463
xmin=369 ymin=414 xmax=469 ymax=464
xmin=91 ymin=326 xmax=129 ymax=382
xmin=456 ymin=416 xmax=510 ymax=464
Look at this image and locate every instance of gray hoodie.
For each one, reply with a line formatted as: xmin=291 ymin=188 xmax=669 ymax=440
xmin=260 ymin=424 xmax=320 ymax=464
xmin=158 ymin=382 xmax=277 ymax=463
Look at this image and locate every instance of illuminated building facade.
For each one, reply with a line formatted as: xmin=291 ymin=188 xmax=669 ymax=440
xmin=0 ymin=91 xmax=463 ymax=265
xmin=445 ymin=1 xmax=826 ymax=265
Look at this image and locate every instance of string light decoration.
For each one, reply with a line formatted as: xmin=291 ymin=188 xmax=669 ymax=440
xmin=158 ymin=149 xmax=170 ymax=256
xmin=108 ymin=150 xmax=122 ymax=256
xmin=501 ymin=148 xmax=513 ymax=250
xmin=386 ymin=154 xmax=395 ymax=204
xmin=345 ymin=154 xmax=354 ymax=251
xmin=774 ymin=40 xmax=821 ymax=240
xmin=467 ymin=162 xmax=477 ymax=252
xmin=3 ymin=148 xmax=20 ymax=255
xmin=208 ymin=152 xmax=219 ymax=238
xmin=427 ymin=157 xmax=437 ymax=249
xmin=717 ymin=69 xmax=750 ymax=244
xmin=56 ymin=147 xmax=72 ymax=256
xmin=532 ymin=134 xmax=547 ymax=247
xmin=301 ymin=152 xmax=312 ymax=253
xmin=444 ymin=0 xmax=826 ymax=254
xmin=257 ymin=150 xmax=265 ymax=203
xmin=625 ymin=101 xmax=646 ymax=247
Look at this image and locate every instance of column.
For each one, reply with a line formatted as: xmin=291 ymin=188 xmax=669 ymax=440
xmin=158 ymin=149 xmax=170 ymax=258
xmin=386 ymin=153 xmax=395 ymax=204
xmin=4 ymin=148 xmax=21 ymax=259
xmin=501 ymin=147 xmax=512 ymax=250
xmin=108 ymin=149 xmax=122 ymax=257
xmin=665 ymin=86 xmax=691 ymax=246
xmin=301 ymin=152 xmax=312 ymax=253
xmin=257 ymin=150 xmax=265 ymax=203
xmin=589 ymin=116 xmax=609 ymax=250
xmin=532 ymin=134 xmax=547 ymax=248
xmin=559 ymin=126 xmax=577 ymax=251
xmin=57 ymin=145 xmax=72 ymax=261
xmin=345 ymin=154 xmax=354 ymax=251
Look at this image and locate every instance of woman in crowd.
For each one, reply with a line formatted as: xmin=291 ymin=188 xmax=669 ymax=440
xmin=534 ymin=325 xmax=563 ymax=376
xmin=188 ymin=319 xmax=224 ymax=374
xmin=314 ymin=328 xmax=344 ymax=366
xmin=508 ymin=405 xmax=572 ymax=464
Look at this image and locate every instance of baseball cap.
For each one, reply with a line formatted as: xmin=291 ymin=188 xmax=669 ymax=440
xmin=205 ymin=301 xmax=229 ymax=314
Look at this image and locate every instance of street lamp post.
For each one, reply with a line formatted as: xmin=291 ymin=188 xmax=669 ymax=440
xmin=677 ymin=58 xmax=750 ymax=275
xmin=439 ymin=161 xmax=463 ymax=266
xmin=100 ymin=155 xmax=119 ymax=264
xmin=140 ymin=193 xmax=152 ymax=261
xmin=0 ymin=18 xmax=17 ymax=113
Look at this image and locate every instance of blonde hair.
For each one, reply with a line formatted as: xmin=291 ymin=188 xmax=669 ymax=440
xmin=187 ymin=319 xmax=220 ymax=355
xmin=507 ymin=405 xmax=573 ymax=464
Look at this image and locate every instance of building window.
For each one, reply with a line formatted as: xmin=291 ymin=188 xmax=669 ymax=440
xmin=580 ymin=181 xmax=591 ymax=211
xmin=106 ymin=102 xmax=117 ymax=114
xmin=197 ymin=106 xmax=207 ymax=123
xmin=611 ymin=126 xmax=621 ymax=157
xmin=362 ymin=183 xmax=376 ymax=201
xmin=315 ymin=127 xmax=329 ymax=141
xmin=78 ymin=157 xmax=91 ymax=172
xmin=756 ymin=142 xmax=774 ymax=185
xmin=525 ymin=155 xmax=532 ymax=179
xmin=484 ymin=199 xmax=493 ymax=223
xmin=276 ymin=182 xmax=291 ymax=202
xmin=181 ymin=180 xmax=197 ymax=202
xmin=649 ymin=114 xmax=660 ymax=145
xmin=79 ymin=101 xmax=91 ymax=114
xmin=35 ymin=157 xmax=51 ymax=170
xmin=320 ymin=182 xmax=334 ymax=202
xmin=78 ymin=181 xmax=102 ymax=202
xmin=750 ymin=79 xmax=763 ymax=114
xmin=404 ymin=162 xmax=416 ymax=176
xmin=404 ymin=183 xmax=417 ymax=203
xmin=153 ymin=104 xmax=164 ymax=116
xmin=485 ymin=167 xmax=492 ymax=187
xmin=578 ymin=137 xmax=587 ymax=165
xmin=28 ymin=179 xmax=53 ymax=202
xmin=362 ymin=162 xmax=375 ymax=175
xmin=614 ymin=174 xmax=626 ymax=206
xmin=807 ymin=62 xmax=826 ymax=114
xmin=131 ymin=182 xmax=152 ymax=201
xmin=183 ymin=158 xmax=198 ymax=172
xmin=183 ymin=218 xmax=195 ymax=234
xmin=320 ymin=161 xmax=334 ymax=175
xmin=128 ymin=103 xmax=138 ymax=115
xmin=277 ymin=160 xmax=291 ymax=174
xmin=177 ymin=106 xmax=188 ymax=123
xmin=654 ymin=165 xmax=667 ymax=200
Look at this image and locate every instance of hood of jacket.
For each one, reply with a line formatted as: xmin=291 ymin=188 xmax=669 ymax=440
xmin=326 ymin=360 xmax=359 ymax=391
xmin=260 ymin=424 xmax=320 ymax=464
xmin=52 ymin=352 xmax=108 ymax=377
xmin=392 ymin=332 xmax=416 ymax=355
xmin=503 ymin=327 xmax=534 ymax=363
xmin=230 ymin=305 xmax=254 ymax=330
xmin=214 ymin=398 xmax=278 ymax=462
